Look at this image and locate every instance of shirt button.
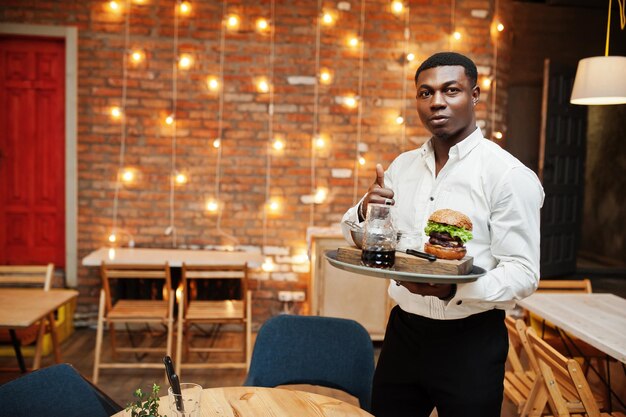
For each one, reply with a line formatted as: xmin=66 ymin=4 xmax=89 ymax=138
xmin=429 ymin=197 xmax=434 ymax=201
xmin=456 ymin=300 xmax=463 ymax=305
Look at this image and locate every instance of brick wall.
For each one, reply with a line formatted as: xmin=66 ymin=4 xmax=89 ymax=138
xmin=1 ymin=0 xmax=511 ymax=326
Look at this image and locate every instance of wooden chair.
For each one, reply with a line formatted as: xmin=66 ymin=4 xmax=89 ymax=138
xmin=525 ymin=329 xmax=625 ymax=417
xmin=175 ymin=263 xmax=251 ymax=375
xmin=93 ymin=263 xmax=174 ymax=384
xmin=0 ymin=264 xmax=54 ymax=370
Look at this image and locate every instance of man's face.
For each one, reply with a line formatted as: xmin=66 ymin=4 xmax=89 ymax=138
xmin=415 ymin=65 xmax=479 ymax=141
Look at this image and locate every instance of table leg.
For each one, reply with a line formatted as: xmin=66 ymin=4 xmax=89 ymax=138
xmin=48 ymin=312 xmax=61 ymax=363
xmin=8 ymin=329 xmax=27 ymax=373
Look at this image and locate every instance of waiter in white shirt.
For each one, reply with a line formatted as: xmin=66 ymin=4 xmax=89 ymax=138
xmin=342 ymin=52 xmax=544 ymax=417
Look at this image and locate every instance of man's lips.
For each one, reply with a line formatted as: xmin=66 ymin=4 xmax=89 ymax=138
xmin=429 ymin=115 xmax=449 ymax=126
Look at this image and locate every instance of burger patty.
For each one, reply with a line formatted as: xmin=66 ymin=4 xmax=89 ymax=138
xmin=429 ymin=232 xmax=463 ymax=248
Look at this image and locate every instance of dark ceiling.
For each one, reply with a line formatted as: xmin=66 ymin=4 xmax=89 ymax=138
xmin=515 ymin=0 xmax=611 ymax=9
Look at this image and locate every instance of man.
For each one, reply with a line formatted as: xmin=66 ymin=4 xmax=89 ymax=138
xmin=342 ymin=52 xmax=544 ymax=417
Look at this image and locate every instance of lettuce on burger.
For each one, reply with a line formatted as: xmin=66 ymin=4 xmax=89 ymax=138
xmin=423 ymin=209 xmax=473 ymax=260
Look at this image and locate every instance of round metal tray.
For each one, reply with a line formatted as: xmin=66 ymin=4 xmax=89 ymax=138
xmin=325 ymin=250 xmax=487 ymax=284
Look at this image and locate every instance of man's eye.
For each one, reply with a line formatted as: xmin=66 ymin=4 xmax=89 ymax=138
xmin=445 ymin=88 xmax=460 ymax=94
xmin=418 ymin=91 xmax=431 ymax=98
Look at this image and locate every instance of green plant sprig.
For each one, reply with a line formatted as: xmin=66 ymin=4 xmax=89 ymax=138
xmin=126 ymin=383 xmax=166 ymax=417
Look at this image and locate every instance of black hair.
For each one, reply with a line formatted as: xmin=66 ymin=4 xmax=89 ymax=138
xmin=414 ymin=52 xmax=478 ymax=87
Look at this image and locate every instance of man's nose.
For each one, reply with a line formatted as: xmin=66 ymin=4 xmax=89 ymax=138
xmin=430 ymin=91 xmax=446 ymax=109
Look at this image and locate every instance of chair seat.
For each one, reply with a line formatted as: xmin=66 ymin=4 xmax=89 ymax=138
xmin=108 ymin=300 xmax=170 ymax=319
xmin=186 ymin=300 xmax=244 ymax=321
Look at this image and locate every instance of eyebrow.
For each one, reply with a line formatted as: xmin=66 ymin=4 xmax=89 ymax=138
xmin=417 ymin=80 xmax=460 ymax=89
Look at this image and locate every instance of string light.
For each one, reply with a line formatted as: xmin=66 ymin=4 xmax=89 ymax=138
xmin=267 ymin=198 xmax=281 ymax=214
xmin=108 ymin=0 xmax=121 ymax=12
xmin=120 ymin=167 xmax=136 ymax=183
xmin=108 ymin=233 xmax=117 ymax=243
xmin=480 ymin=75 xmax=492 ymax=90
xmin=319 ymin=68 xmax=333 ymax=84
xmin=256 ymin=18 xmax=269 ymax=32
xmin=272 ymin=137 xmax=285 ymax=151
xmin=178 ymin=53 xmax=193 ymax=69
xmin=130 ymin=49 xmax=144 ymax=64
xmin=207 ymin=76 xmax=219 ymax=91
xmin=497 ymin=23 xmax=504 ymax=32
xmin=344 ymin=96 xmax=358 ymax=109
xmin=212 ymin=138 xmax=221 ymax=148
xmin=396 ymin=115 xmax=404 ymax=124
xmin=174 ymin=172 xmax=188 ymax=185
xmin=179 ymin=1 xmax=191 ymax=15
xmin=110 ymin=106 xmax=122 ymax=119
xmin=165 ymin=114 xmax=175 ymax=125
xmin=406 ymin=52 xmax=415 ymax=62
xmin=257 ymin=78 xmax=270 ymax=93
xmin=314 ymin=187 xmax=328 ymax=204
xmin=226 ymin=14 xmax=240 ymax=30
xmin=358 ymin=155 xmax=366 ymax=165
xmin=452 ymin=31 xmax=462 ymax=40
xmin=313 ymin=135 xmax=326 ymax=149
xmin=321 ymin=11 xmax=335 ymax=26
xmin=493 ymin=131 xmax=503 ymax=140
xmin=391 ymin=1 xmax=403 ymax=15
xmin=206 ymin=199 xmax=219 ymax=212
xmin=348 ymin=36 xmax=359 ymax=48
xmin=261 ymin=257 xmax=275 ymax=272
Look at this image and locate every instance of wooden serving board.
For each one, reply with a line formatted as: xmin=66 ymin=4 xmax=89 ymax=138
xmin=336 ymin=246 xmax=473 ymax=275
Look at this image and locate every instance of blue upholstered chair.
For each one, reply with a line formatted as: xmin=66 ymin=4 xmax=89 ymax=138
xmin=244 ymin=314 xmax=375 ymax=411
xmin=0 ymin=363 xmax=122 ymax=417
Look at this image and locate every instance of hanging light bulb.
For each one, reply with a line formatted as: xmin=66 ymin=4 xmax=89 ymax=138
xmin=314 ymin=187 xmax=328 ymax=204
xmin=319 ymin=68 xmax=333 ymax=84
xmin=348 ymin=36 xmax=359 ymax=48
xmin=493 ymin=131 xmax=503 ymax=140
xmin=343 ymin=96 xmax=358 ymax=108
xmin=179 ymin=1 xmax=191 ymax=15
xmin=321 ymin=11 xmax=335 ymax=25
xmin=108 ymin=0 xmax=121 ymax=12
xmin=120 ymin=167 xmax=135 ymax=183
xmin=396 ymin=115 xmax=404 ymax=124
xmin=272 ymin=137 xmax=285 ymax=151
xmin=256 ymin=18 xmax=269 ymax=32
xmin=174 ymin=172 xmax=188 ymax=184
xmin=496 ymin=23 xmax=504 ymax=32
xmin=213 ymin=138 xmax=221 ymax=148
xmin=391 ymin=1 xmax=404 ymax=15
xmin=178 ymin=54 xmax=193 ymax=70
xmin=207 ymin=76 xmax=219 ymax=91
xmin=406 ymin=52 xmax=415 ymax=62
xmin=226 ymin=14 xmax=240 ymax=30
xmin=165 ymin=114 xmax=175 ymax=125
xmin=206 ymin=199 xmax=219 ymax=212
xmin=480 ymin=75 xmax=492 ymax=91
xmin=453 ymin=31 xmax=462 ymax=40
xmin=313 ymin=135 xmax=326 ymax=149
xmin=108 ymin=233 xmax=117 ymax=243
xmin=130 ymin=49 xmax=145 ymax=64
xmin=358 ymin=155 xmax=366 ymax=165
xmin=110 ymin=106 xmax=122 ymax=119
xmin=261 ymin=257 xmax=275 ymax=272
xmin=257 ymin=78 xmax=270 ymax=93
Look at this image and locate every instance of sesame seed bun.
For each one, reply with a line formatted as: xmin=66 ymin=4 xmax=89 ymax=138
xmin=428 ymin=209 xmax=473 ymax=231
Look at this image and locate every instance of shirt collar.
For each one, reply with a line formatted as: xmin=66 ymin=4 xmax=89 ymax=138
xmin=420 ymin=127 xmax=483 ymax=160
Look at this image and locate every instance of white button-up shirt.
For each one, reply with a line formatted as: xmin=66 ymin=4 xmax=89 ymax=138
xmin=342 ymin=128 xmax=545 ymax=319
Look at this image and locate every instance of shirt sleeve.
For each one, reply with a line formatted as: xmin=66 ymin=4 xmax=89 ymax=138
xmin=455 ymin=166 xmax=545 ymax=304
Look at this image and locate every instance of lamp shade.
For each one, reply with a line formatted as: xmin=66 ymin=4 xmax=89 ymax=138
xmin=570 ymin=56 xmax=626 ymax=105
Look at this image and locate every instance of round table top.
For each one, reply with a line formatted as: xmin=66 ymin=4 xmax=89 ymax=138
xmin=113 ymin=386 xmax=374 ymax=417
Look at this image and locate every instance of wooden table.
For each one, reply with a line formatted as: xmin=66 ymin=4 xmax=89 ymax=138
xmin=517 ymin=293 xmax=626 ymax=363
xmin=82 ymin=247 xmax=265 ymax=268
xmin=0 ymin=288 xmax=78 ymax=372
xmin=113 ymin=386 xmax=374 ymax=417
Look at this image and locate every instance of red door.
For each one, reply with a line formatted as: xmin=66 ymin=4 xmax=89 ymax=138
xmin=0 ymin=36 xmax=65 ymax=267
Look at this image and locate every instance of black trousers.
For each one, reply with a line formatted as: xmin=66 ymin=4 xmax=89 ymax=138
xmin=371 ymin=306 xmax=508 ymax=417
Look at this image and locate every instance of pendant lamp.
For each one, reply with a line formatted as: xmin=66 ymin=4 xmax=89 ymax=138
xmin=570 ymin=0 xmax=626 ymax=105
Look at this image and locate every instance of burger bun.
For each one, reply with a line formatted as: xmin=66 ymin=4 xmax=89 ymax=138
xmin=424 ymin=242 xmax=466 ymax=260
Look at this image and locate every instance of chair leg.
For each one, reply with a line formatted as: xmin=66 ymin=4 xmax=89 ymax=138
xmin=245 ymin=290 xmax=252 ymax=370
xmin=108 ymin=322 xmax=118 ymax=361
xmin=93 ymin=289 xmax=106 ymax=385
xmin=32 ymin=319 xmax=47 ymax=370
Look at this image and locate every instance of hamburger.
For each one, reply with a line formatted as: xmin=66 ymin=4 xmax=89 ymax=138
xmin=423 ymin=209 xmax=473 ymax=260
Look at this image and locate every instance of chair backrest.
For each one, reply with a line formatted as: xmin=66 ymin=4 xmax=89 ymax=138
xmin=537 ymin=278 xmax=592 ymax=294
xmin=100 ymin=263 xmax=172 ymax=310
xmin=0 ymin=264 xmax=54 ymax=290
xmin=181 ymin=263 xmax=248 ymax=309
xmin=527 ymin=328 xmax=602 ymax=417
xmin=244 ymin=314 xmax=375 ymax=411
xmin=0 ymin=363 xmax=121 ymax=417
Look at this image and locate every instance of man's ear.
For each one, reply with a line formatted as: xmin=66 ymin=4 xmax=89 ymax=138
xmin=472 ymin=85 xmax=480 ymax=104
